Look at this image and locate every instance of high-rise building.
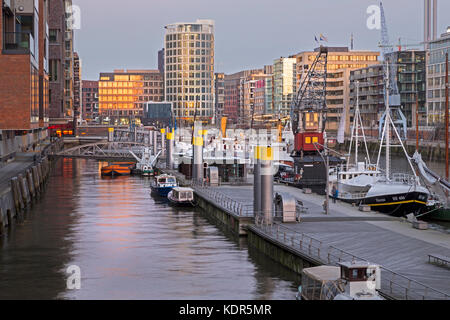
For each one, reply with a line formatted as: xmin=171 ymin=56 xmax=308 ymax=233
xmin=214 ymin=73 xmax=225 ymax=123
xmin=349 ymin=50 xmax=427 ymax=136
xmin=424 ymin=0 xmax=438 ymax=50
xmin=98 ymin=69 xmax=163 ymax=125
xmin=294 ymin=47 xmax=380 ymax=134
xmin=48 ymin=0 xmax=75 ymax=124
xmin=273 ymin=57 xmax=297 ymax=116
xmin=158 ymin=48 xmax=165 ymax=76
xmin=0 ymin=0 xmax=50 ymax=163
xmin=426 ymin=27 xmax=450 ymax=126
xmin=164 ymin=19 xmax=215 ymax=125
xmin=81 ymin=80 xmax=99 ymax=122
xmin=73 ymin=52 xmax=81 ymax=123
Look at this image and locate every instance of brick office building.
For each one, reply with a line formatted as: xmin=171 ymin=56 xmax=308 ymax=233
xmin=48 ymin=0 xmax=74 ymax=125
xmin=81 ymin=80 xmax=99 ymax=122
xmin=0 ymin=0 xmax=50 ymax=163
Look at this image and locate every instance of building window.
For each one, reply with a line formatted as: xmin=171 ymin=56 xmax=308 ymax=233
xmin=49 ymin=60 xmax=59 ymax=82
xmin=49 ymin=29 xmax=58 ymax=43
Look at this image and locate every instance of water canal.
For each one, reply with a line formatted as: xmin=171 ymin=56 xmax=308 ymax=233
xmin=0 ymin=158 xmax=300 ymax=299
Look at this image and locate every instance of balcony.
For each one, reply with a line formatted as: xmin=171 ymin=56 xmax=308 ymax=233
xmin=2 ymin=32 xmax=35 ymax=55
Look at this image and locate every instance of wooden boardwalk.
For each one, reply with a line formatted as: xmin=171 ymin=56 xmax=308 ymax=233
xmin=201 ymin=184 xmax=450 ymax=300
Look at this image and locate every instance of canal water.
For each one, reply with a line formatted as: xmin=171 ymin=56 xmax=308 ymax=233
xmin=0 ymin=158 xmax=300 ymax=300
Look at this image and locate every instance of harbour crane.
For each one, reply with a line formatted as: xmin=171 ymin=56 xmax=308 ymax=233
xmin=290 ymin=45 xmax=329 ymax=156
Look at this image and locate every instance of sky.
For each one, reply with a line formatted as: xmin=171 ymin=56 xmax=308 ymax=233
xmin=72 ymin=0 xmax=450 ymax=80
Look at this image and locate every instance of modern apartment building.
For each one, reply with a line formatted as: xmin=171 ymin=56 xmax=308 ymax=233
xmin=349 ymin=64 xmax=384 ymax=133
xmin=241 ymin=72 xmax=268 ymax=126
xmin=73 ymin=51 xmax=81 ymax=123
xmin=0 ymin=0 xmax=50 ymax=162
xmin=98 ymin=69 xmax=163 ymax=125
xmin=426 ymin=27 xmax=450 ymax=126
xmin=164 ymin=19 xmax=215 ymax=125
xmin=223 ymin=69 xmax=264 ymax=125
xmin=273 ymin=57 xmax=296 ymax=116
xmin=81 ymin=80 xmax=99 ymax=122
xmin=349 ymin=50 xmax=427 ymax=137
xmin=48 ymin=0 xmax=74 ymax=124
xmin=294 ymin=47 xmax=380 ymax=134
xmin=214 ymin=73 xmax=225 ymax=123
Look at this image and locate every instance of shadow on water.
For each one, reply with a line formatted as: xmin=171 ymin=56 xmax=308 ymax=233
xmin=0 ymin=158 xmax=80 ymax=299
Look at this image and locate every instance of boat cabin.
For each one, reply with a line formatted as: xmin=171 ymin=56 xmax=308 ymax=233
xmin=171 ymin=187 xmax=194 ymax=202
xmin=155 ymin=175 xmax=177 ymax=187
xmin=337 ymin=261 xmax=381 ymax=299
xmin=299 ymin=261 xmax=381 ymax=300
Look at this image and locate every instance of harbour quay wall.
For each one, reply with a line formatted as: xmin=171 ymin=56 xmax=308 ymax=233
xmin=194 ymin=189 xmax=254 ymax=236
xmin=246 ymin=225 xmax=318 ymax=274
xmin=0 ymin=141 xmax=62 ymax=235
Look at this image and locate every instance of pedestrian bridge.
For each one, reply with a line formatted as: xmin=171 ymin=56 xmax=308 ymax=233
xmin=54 ymin=142 xmax=148 ymax=160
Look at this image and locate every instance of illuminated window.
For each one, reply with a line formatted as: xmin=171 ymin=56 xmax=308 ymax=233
xmin=305 ymin=137 xmax=311 ymax=144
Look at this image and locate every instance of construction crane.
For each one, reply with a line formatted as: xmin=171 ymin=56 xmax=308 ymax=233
xmin=378 ymin=1 xmax=408 ymax=140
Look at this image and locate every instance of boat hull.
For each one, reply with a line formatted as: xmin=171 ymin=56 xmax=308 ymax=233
xmin=424 ymin=206 xmax=450 ymax=222
xmin=101 ymin=167 xmax=131 ymax=176
xmin=151 ymin=186 xmax=174 ymax=197
xmin=342 ymin=191 xmax=429 ymax=217
xmin=167 ymin=197 xmax=195 ymax=207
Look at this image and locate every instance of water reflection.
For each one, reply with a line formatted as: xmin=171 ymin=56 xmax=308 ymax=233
xmin=0 ymin=159 xmax=299 ymax=300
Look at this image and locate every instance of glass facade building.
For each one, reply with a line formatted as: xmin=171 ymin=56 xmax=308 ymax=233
xmin=427 ymin=28 xmax=450 ymax=126
xmin=98 ymin=70 xmax=163 ymax=125
xmin=164 ymin=20 xmax=215 ymax=125
xmin=273 ymin=58 xmax=297 ymax=116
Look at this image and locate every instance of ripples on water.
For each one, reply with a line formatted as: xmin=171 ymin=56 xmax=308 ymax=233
xmin=0 ymin=159 xmax=300 ymax=300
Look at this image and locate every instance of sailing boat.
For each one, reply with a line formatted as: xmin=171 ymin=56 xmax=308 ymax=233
xmin=330 ymin=81 xmax=381 ymax=200
xmin=339 ymin=63 xmax=429 ymax=217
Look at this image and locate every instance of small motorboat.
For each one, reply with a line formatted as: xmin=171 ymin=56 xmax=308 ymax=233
xmin=167 ymin=187 xmax=195 ymax=207
xmin=150 ymin=174 xmax=178 ymax=197
xmin=296 ymin=261 xmax=383 ymax=300
xmin=101 ymin=162 xmax=135 ymax=176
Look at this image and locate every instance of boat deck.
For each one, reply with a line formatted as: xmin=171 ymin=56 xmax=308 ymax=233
xmin=203 ymin=184 xmax=450 ymax=299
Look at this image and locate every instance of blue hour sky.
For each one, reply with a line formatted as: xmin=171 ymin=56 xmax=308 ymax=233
xmin=73 ymin=0 xmax=450 ymax=80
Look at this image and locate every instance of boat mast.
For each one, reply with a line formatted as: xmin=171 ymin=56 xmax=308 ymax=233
xmin=355 ymin=81 xmax=359 ymax=166
xmin=385 ymin=63 xmax=391 ymax=181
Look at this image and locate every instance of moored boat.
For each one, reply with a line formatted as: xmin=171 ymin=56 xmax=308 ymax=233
xmin=167 ymin=187 xmax=195 ymax=206
xmin=101 ymin=162 xmax=135 ymax=176
xmin=296 ymin=261 xmax=383 ymax=300
xmin=150 ymin=174 xmax=178 ymax=197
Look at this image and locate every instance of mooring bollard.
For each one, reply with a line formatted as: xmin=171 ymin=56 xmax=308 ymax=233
xmin=0 ymin=208 xmax=4 ymax=234
xmin=37 ymin=164 xmax=43 ymax=185
xmin=32 ymin=166 xmax=40 ymax=193
xmin=26 ymin=170 xmax=35 ymax=198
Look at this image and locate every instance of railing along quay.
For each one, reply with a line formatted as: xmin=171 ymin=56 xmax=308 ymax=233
xmin=192 ymin=185 xmax=253 ymax=217
xmin=253 ymin=216 xmax=450 ymax=300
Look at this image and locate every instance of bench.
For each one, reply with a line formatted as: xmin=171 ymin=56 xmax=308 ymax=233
xmin=428 ymin=254 xmax=450 ymax=267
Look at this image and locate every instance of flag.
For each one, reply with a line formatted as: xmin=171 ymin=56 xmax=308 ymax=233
xmin=314 ymin=36 xmax=319 ymax=43
xmin=320 ymin=33 xmax=328 ymax=42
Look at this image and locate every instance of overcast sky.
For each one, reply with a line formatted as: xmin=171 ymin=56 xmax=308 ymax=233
xmin=72 ymin=0 xmax=450 ymax=80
